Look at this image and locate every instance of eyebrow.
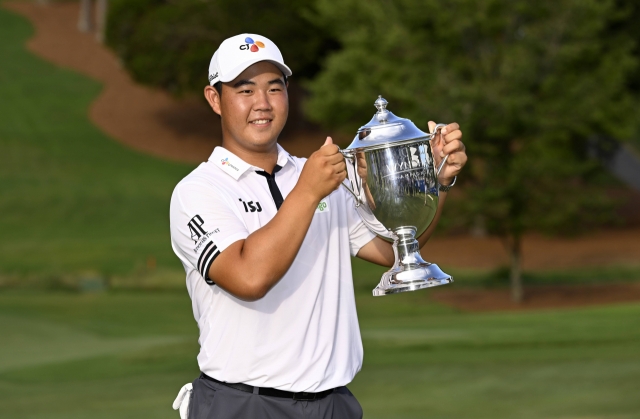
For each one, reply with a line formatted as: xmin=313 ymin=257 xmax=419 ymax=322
xmin=233 ymin=79 xmax=256 ymax=88
xmin=232 ymin=78 xmax=285 ymax=88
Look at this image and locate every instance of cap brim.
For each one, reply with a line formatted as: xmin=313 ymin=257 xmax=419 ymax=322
xmin=219 ymin=59 xmax=292 ymax=83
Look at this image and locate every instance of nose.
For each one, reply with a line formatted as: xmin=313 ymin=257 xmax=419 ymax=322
xmin=253 ymin=89 xmax=272 ymax=112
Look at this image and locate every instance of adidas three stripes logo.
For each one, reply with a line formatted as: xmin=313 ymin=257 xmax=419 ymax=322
xmin=197 ymin=241 xmax=220 ymax=285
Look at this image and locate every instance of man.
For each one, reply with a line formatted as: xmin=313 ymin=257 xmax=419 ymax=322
xmin=169 ymin=33 xmax=466 ymax=419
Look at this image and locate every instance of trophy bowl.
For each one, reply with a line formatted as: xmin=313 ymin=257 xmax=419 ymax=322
xmin=341 ymin=96 xmax=453 ymax=296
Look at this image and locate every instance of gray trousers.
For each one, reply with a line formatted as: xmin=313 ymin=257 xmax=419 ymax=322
xmin=189 ymin=375 xmax=363 ymax=419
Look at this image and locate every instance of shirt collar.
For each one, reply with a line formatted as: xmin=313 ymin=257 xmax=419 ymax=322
xmin=275 ymin=143 xmax=295 ymax=169
xmin=209 ymin=144 xmax=295 ymax=181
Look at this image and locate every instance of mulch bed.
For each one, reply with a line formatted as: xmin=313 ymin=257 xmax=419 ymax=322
xmin=5 ymin=1 xmax=640 ymax=312
xmin=431 ymin=282 xmax=640 ymax=312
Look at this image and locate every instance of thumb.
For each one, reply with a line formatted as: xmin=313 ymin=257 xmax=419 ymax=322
xmin=428 ymin=121 xmax=436 ymax=134
xmin=323 ymin=136 xmax=333 ymax=147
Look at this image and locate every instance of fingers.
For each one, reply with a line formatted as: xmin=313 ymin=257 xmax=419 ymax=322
xmin=444 ymin=149 xmax=468 ymax=167
xmin=442 ymin=139 xmax=465 ymax=157
xmin=440 ymin=138 xmax=467 ymax=174
xmin=440 ymin=123 xmax=461 ymax=142
xmin=314 ymin=136 xmax=346 ymax=173
xmin=430 ymin=123 xmax=466 ymax=183
xmin=440 ymin=122 xmax=459 ymax=136
xmin=320 ymin=137 xmax=342 ymax=156
xmin=323 ymin=151 xmax=345 ymax=166
xmin=438 ymin=122 xmax=464 ymax=158
xmin=317 ymin=136 xmax=345 ymax=171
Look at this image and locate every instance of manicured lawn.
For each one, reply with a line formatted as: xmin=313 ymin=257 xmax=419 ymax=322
xmin=0 ymin=6 xmax=192 ymax=281
xmin=2 ymin=4 xmax=639 ymax=290
xmin=1 ymin=290 xmax=639 ymax=419
xmin=2 ymin=7 xmax=639 ymax=419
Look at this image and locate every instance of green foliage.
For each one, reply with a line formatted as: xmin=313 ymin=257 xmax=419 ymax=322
xmin=0 ymin=8 xmax=190 ymax=279
xmin=105 ymin=0 xmax=337 ymax=93
xmin=306 ymin=0 xmax=637 ymax=237
xmin=2 ymin=290 xmax=640 ymax=418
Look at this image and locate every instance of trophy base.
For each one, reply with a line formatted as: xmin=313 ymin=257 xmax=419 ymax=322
xmin=372 ymin=226 xmax=453 ymax=296
xmin=372 ymin=263 xmax=452 ymax=296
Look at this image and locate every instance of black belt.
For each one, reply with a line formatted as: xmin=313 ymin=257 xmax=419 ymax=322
xmin=200 ymin=373 xmax=335 ymax=401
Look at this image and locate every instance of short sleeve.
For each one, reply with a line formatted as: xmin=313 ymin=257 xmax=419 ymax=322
xmin=344 ymin=191 xmax=377 ymax=256
xmin=170 ymin=180 xmax=249 ymax=284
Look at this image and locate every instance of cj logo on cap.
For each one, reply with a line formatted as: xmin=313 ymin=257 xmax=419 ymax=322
xmin=239 ymin=37 xmax=265 ymax=52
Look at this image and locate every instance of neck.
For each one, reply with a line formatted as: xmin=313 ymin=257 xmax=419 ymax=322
xmin=221 ymin=140 xmax=279 ymax=173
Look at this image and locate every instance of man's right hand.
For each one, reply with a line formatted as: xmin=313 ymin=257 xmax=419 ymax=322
xmin=208 ymin=136 xmax=347 ymax=301
xmin=296 ymin=136 xmax=346 ymax=203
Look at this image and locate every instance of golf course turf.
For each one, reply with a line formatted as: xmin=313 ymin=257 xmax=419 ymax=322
xmin=1 ymin=5 xmax=640 ymax=419
xmin=0 ymin=4 xmax=191 ymax=281
xmin=1 ymin=290 xmax=639 ymax=418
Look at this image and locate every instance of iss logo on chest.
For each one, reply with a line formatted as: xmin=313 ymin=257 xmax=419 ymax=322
xmin=315 ymin=199 xmax=330 ymax=214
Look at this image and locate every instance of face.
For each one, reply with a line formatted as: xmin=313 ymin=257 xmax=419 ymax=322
xmin=204 ymin=61 xmax=288 ymax=154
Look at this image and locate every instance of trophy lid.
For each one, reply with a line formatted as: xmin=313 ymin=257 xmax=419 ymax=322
xmin=345 ymin=96 xmax=429 ymax=151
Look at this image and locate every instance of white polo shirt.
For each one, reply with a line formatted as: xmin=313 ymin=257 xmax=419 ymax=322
xmin=169 ymin=144 xmax=376 ymax=393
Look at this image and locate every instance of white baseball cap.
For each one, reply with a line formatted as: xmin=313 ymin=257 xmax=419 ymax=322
xmin=208 ymin=34 xmax=292 ymax=86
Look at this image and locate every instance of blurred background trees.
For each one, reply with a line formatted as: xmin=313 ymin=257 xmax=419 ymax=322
xmin=105 ymin=0 xmax=640 ymax=302
xmin=306 ymin=0 xmax=638 ymax=302
xmin=78 ymin=0 xmax=108 ymax=41
xmin=105 ymin=0 xmax=337 ymax=94
xmin=3 ymin=3 xmax=640 ymax=416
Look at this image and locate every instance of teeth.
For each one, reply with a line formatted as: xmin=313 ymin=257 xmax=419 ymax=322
xmin=251 ymin=119 xmax=270 ymax=124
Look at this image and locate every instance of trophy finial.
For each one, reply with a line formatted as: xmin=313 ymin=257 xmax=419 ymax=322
xmin=374 ymin=95 xmax=388 ymax=112
xmin=375 ymin=95 xmax=389 ymax=123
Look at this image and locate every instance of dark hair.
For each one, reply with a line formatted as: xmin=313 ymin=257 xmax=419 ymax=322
xmin=212 ymin=74 xmax=288 ymax=97
xmin=213 ymin=81 xmax=223 ymax=97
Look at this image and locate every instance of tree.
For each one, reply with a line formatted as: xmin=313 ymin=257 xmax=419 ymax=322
xmin=95 ymin=0 xmax=109 ymax=43
xmin=105 ymin=0 xmax=337 ymax=94
xmin=305 ymin=0 xmax=637 ymax=301
xmin=78 ymin=0 xmax=93 ymax=33
xmin=78 ymin=0 xmax=110 ymax=43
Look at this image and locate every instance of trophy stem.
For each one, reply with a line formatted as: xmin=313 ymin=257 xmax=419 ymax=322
xmin=372 ymin=226 xmax=453 ymax=296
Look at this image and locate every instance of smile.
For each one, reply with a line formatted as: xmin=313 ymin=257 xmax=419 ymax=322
xmin=250 ymin=119 xmax=272 ymax=125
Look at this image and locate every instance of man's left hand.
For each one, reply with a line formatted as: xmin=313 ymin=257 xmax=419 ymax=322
xmin=428 ymin=121 xmax=467 ymax=187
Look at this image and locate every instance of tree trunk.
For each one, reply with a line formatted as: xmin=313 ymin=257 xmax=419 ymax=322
xmin=78 ymin=0 xmax=93 ymax=33
xmin=95 ymin=0 xmax=109 ymax=43
xmin=508 ymin=235 xmax=524 ymax=303
xmin=470 ymin=214 xmax=487 ymax=237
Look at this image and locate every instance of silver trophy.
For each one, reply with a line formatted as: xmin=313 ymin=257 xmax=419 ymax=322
xmin=341 ymin=96 xmax=453 ymax=296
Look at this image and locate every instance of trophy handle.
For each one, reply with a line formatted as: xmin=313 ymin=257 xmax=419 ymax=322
xmin=432 ymin=123 xmax=449 ymax=176
xmin=339 ymin=149 xmax=362 ymax=206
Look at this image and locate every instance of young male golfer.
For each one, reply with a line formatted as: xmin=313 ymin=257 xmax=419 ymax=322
xmin=169 ymin=33 xmax=467 ymax=419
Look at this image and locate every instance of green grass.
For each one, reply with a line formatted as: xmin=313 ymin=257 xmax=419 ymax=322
xmin=354 ymin=294 xmax=640 ymax=418
xmin=352 ymin=258 xmax=640 ymax=295
xmin=2 ymin=6 xmax=640 ymax=419
xmin=0 ymin=6 xmax=192 ymax=281
xmin=444 ymin=264 xmax=640 ymax=288
xmin=1 ymin=2 xmax=639 ymax=292
xmin=1 ymin=290 xmax=639 ymax=419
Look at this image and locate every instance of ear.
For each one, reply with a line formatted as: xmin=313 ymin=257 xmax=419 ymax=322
xmin=204 ymin=85 xmax=222 ymax=116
